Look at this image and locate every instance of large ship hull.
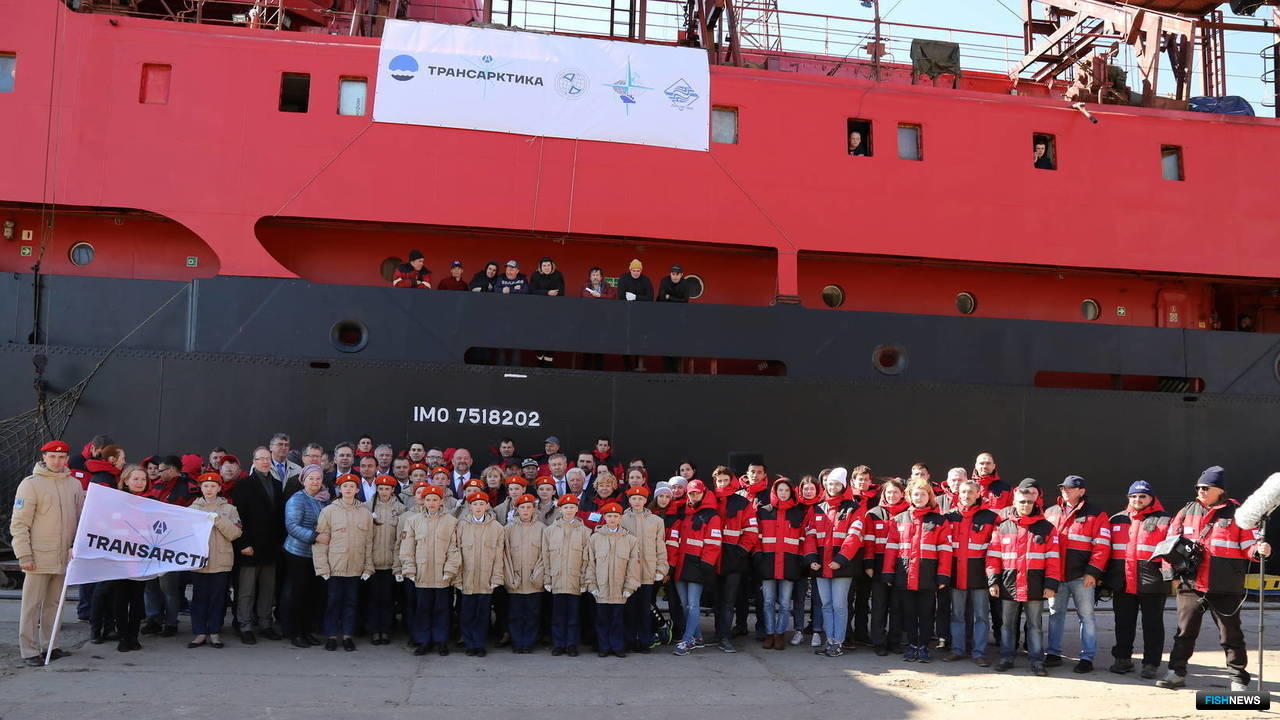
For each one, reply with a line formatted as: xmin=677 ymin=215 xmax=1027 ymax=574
xmin=2 ymin=273 xmax=1278 ymax=509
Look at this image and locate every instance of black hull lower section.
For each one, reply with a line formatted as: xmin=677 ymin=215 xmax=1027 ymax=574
xmin=1 ymin=273 xmax=1279 ymax=511
xmin=2 ymin=343 xmax=1278 ymax=511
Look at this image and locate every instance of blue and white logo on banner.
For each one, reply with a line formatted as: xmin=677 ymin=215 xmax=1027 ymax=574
xmin=373 ymin=20 xmax=710 ymax=151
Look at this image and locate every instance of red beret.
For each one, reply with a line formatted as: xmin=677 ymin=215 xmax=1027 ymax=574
xmin=557 ymin=494 xmax=580 ymax=507
xmin=600 ymin=502 xmax=624 ymax=515
xmin=409 ymin=463 xmax=430 ymax=474
xmin=514 ymin=493 xmax=537 ymax=506
xmin=535 ymin=476 xmax=556 ymax=487
xmin=430 ymin=466 xmax=450 ymax=476
xmin=506 ymin=477 xmax=529 ymax=487
xmin=463 ymin=478 xmax=485 ymax=491
xmin=219 ymin=455 xmax=241 ymax=467
xmin=337 ymin=473 xmax=361 ymax=487
xmin=414 ymin=481 xmax=439 ymax=498
xmin=41 ymin=440 xmax=70 ymax=454
xmin=196 ymin=472 xmax=222 ymax=485
xmin=374 ymin=474 xmax=398 ymax=487
xmin=465 ymin=491 xmax=490 ymax=505
xmin=625 ymin=486 xmax=651 ymax=498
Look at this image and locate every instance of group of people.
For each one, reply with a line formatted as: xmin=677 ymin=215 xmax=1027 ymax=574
xmin=392 ymin=254 xmax=693 ymax=303
xmin=9 ymin=436 xmax=1270 ymax=694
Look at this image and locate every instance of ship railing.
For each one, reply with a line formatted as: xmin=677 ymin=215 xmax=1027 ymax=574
xmin=72 ymin=0 xmax=1027 ymax=79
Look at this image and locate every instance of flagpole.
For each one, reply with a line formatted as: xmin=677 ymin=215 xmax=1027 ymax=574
xmin=43 ymin=570 xmax=72 ymax=666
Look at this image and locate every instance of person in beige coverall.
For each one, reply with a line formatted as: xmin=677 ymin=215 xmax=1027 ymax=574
xmin=10 ymin=441 xmax=85 ymax=666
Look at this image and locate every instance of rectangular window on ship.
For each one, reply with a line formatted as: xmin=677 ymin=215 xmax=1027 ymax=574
xmin=897 ymin=123 xmax=922 ymax=161
xmin=847 ymin=119 xmax=872 ymax=157
xmin=1161 ymin=145 xmax=1184 ymax=181
xmin=338 ymin=77 xmax=367 ymax=116
xmin=712 ymin=107 xmax=738 ymax=144
xmin=0 ymin=53 xmax=15 ymax=93
xmin=279 ymin=72 xmax=310 ymax=113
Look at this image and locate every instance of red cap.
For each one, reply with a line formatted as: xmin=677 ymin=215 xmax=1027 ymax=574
xmin=408 ymin=462 xmax=430 ymax=475
xmin=535 ymin=476 xmax=556 ymax=487
xmin=219 ymin=455 xmax=241 ymax=467
xmin=506 ymin=477 xmax=529 ymax=487
xmin=515 ymin=493 xmax=537 ymax=506
xmin=196 ymin=472 xmax=222 ymax=485
xmin=430 ymin=466 xmax=450 ymax=477
xmin=557 ymin=494 xmax=580 ymax=507
xmin=463 ymin=478 xmax=486 ymax=492
xmin=374 ymin=475 xmax=398 ymax=488
xmin=40 ymin=440 xmax=70 ymax=454
xmin=415 ymin=481 xmax=440 ymax=498
xmin=686 ymin=479 xmax=708 ymax=494
xmin=337 ymin=473 xmax=361 ymax=487
xmin=625 ymin=486 xmax=651 ymax=498
xmin=465 ymin=491 xmax=490 ymax=505
xmin=600 ymin=502 xmax=624 ymax=515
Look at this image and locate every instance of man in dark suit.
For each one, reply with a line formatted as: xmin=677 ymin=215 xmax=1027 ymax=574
xmin=233 ymin=447 xmax=286 ymax=643
xmin=450 ymin=448 xmax=475 ymax=499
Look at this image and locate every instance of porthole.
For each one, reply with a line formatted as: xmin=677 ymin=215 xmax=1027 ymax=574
xmin=68 ymin=242 xmax=94 ymax=266
xmin=1081 ymin=298 xmax=1100 ymax=321
xmin=821 ymin=284 xmax=845 ymax=308
xmin=684 ymin=274 xmax=705 ymax=299
xmin=872 ymin=343 xmax=906 ymax=376
xmin=380 ymin=257 xmax=402 ymax=282
xmin=955 ymin=291 xmax=977 ymax=315
xmin=331 ymin=320 xmax=368 ymax=353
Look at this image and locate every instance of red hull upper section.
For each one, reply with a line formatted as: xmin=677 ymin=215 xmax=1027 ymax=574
xmin=1 ymin=2 xmax=1277 ymax=325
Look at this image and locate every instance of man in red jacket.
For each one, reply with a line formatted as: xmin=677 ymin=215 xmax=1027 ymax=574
xmin=1042 ymin=474 xmax=1110 ymax=673
xmin=987 ymin=487 xmax=1060 ymax=676
xmin=1104 ymin=480 xmax=1171 ymax=679
xmin=714 ymin=465 xmax=758 ymax=652
xmin=1158 ymin=467 xmax=1271 ymax=692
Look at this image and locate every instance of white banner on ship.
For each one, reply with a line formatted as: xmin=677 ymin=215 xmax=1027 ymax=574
xmin=373 ymin=20 xmax=710 ymax=151
xmin=65 ymin=484 xmax=215 ymax=586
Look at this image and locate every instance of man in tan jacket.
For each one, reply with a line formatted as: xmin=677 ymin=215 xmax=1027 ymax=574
xmin=11 ymin=440 xmax=84 ymax=666
xmin=585 ymin=502 xmax=641 ymax=658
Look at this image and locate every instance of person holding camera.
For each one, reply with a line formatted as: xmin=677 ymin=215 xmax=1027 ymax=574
xmin=1157 ymin=467 xmax=1271 ymax=691
xmin=1104 ymin=481 xmax=1171 ymax=679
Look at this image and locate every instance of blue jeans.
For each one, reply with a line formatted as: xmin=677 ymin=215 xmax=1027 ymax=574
xmin=1001 ymin=599 xmax=1044 ymax=663
xmin=760 ymin=580 xmax=793 ymax=634
xmin=1047 ymin=577 xmax=1096 ymax=660
xmin=792 ymin=578 xmax=822 ymax=633
xmin=815 ymin=577 xmax=852 ymax=645
xmin=77 ymin=581 xmax=95 ymax=621
xmin=674 ymin=581 xmax=704 ymax=645
xmin=949 ymin=587 xmax=990 ymax=657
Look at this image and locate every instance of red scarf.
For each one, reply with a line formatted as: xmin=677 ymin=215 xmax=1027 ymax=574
xmin=1014 ymin=511 xmax=1042 ymax=528
xmin=880 ymin=499 xmax=909 ymax=517
xmin=84 ymin=458 xmax=121 ymax=478
xmin=739 ymin=474 xmax=768 ymax=498
xmin=910 ymin=505 xmax=932 ymax=522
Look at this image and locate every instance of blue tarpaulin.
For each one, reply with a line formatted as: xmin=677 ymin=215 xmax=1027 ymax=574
xmin=1189 ymin=96 xmax=1256 ymax=116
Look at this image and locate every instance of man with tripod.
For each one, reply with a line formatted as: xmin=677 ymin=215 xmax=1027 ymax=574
xmin=1158 ymin=466 xmax=1271 ymax=691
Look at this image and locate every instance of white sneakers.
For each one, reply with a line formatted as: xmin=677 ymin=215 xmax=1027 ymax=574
xmin=1231 ymin=681 xmax=1250 ymax=692
xmin=790 ymin=631 xmax=804 ymax=645
xmin=810 ymin=632 xmax=824 ymax=647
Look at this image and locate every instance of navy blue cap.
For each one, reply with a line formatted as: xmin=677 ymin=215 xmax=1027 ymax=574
xmin=1196 ymin=466 xmax=1225 ymax=489
xmin=520 ymin=458 xmax=538 ymax=468
xmin=1127 ymin=480 xmax=1154 ymax=496
xmin=450 ymin=260 xmax=463 ymax=268
xmin=1017 ymin=477 xmax=1039 ymax=490
xmin=1058 ymin=475 xmax=1086 ymax=489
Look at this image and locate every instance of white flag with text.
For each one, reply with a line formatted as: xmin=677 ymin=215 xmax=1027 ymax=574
xmin=65 ymin=484 xmax=215 ymax=586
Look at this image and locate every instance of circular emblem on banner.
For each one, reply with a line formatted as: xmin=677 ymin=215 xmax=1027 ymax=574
xmin=388 ymin=54 xmax=418 ymax=82
xmin=556 ymin=69 xmax=590 ymax=100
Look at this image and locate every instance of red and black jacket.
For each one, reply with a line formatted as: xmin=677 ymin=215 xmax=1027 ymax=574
xmin=1104 ymin=499 xmax=1172 ymax=595
xmin=975 ymin=473 xmax=1011 ymax=511
xmin=803 ymin=490 xmax=864 ymax=579
xmin=752 ymin=481 xmax=809 ymax=581
xmin=84 ymin=458 xmax=121 ymax=490
xmin=738 ymin=473 xmax=769 ymax=502
xmin=944 ymin=503 xmax=999 ymax=591
xmin=392 ymin=263 xmax=431 ymax=288
xmin=669 ymin=496 xmax=723 ymax=585
xmin=986 ymin=511 xmax=1061 ymax=602
xmin=1043 ymin=496 xmax=1111 ymax=581
xmin=862 ymin=499 xmax=908 ymax=577
xmin=883 ymin=506 xmax=953 ymax=591
xmin=935 ymin=483 xmax=961 ymax=515
xmin=714 ymin=485 xmax=758 ymax=575
xmin=592 ymin=451 xmax=624 ymax=479
xmin=1170 ymin=498 xmax=1262 ymax=594
xmin=578 ymin=491 xmax=622 ymax=531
